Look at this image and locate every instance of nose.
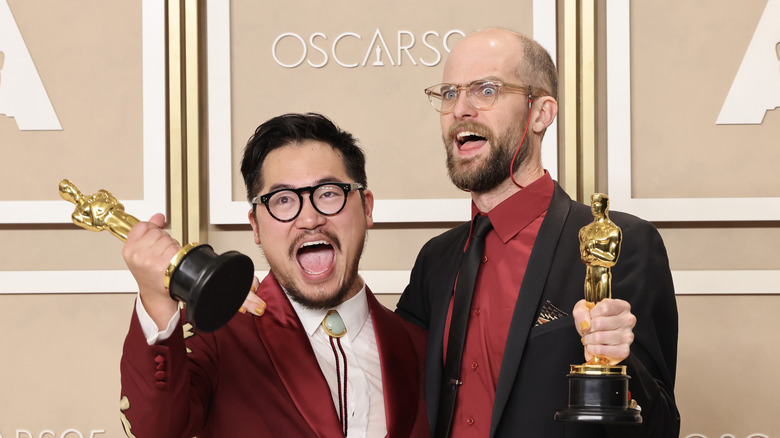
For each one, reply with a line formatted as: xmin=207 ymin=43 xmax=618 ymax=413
xmin=294 ymin=193 xmax=327 ymax=229
xmin=451 ymin=88 xmax=476 ymax=120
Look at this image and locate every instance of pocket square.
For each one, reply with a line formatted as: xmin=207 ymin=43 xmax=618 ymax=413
xmin=535 ymin=300 xmax=569 ymax=327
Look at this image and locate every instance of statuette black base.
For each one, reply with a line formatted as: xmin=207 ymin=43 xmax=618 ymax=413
xmin=554 ymin=372 xmax=642 ymax=424
xmin=168 ymin=244 xmax=254 ymax=333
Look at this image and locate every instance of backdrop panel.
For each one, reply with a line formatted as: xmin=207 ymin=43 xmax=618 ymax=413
xmin=207 ymin=0 xmax=558 ymax=224
xmin=607 ymin=0 xmax=780 ymax=221
xmin=0 ymin=0 xmax=166 ymax=294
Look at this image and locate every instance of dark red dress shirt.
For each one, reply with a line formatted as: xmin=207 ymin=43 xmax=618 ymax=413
xmin=443 ymin=172 xmax=554 ymax=437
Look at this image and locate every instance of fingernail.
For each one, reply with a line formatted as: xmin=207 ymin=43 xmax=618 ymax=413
xmin=255 ymin=306 xmax=265 ymax=315
xmin=586 ymin=302 xmax=596 ymax=310
xmin=580 ymin=337 xmax=585 ymax=345
xmin=251 ymin=285 xmax=257 ymax=293
xmin=239 ymin=306 xmax=246 ymax=314
xmin=580 ymin=321 xmax=590 ymax=332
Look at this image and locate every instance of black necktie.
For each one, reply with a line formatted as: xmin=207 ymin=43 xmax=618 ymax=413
xmin=435 ymin=214 xmax=493 ymax=438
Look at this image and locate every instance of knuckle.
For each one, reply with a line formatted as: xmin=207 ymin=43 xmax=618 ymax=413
xmin=589 ymin=332 xmax=605 ymax=345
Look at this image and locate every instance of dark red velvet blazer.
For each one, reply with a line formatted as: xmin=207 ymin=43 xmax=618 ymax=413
xmin=120 ymin=273 xmax=429 ymax=437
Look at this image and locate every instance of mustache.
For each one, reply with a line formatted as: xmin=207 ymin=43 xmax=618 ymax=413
xmin=287 ymin=229 xmax=341 ymax=258
xmin=446 ymin=121 xmax=493 ymax=143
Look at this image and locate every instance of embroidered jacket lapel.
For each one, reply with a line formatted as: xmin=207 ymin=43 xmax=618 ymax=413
xmin=254 ymin=274 xmax=343 ymax=437
xmin=368 ymin=288 xmax=420 ymax=437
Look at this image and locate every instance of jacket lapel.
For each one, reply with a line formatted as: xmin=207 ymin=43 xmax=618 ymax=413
xmin=425 ymin=224 xmax=470 ymax=429
xmin=368 ymin=288 xmax=420 ymax=437
xmin=489 ymin=184 xmax=572 ymax=436
xmin=254 ymin=274 xmax=343 ymax=437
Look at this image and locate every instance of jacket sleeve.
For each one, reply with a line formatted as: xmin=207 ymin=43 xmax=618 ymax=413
xmin=396 ymin=238 xmax=436 ymax=330
xmin=119 ymin=303 xmax=217 ymax=438
xmin=606 ymin=217 xmax=680 ymax=438
xmin=396 ymin=223 xmax=470 ymax=330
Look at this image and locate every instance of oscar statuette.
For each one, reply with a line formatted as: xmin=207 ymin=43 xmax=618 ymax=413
xmin=554 ymin=193 xmax=642 ymax=424
xmin=59 ymin=179 xmax=254 ymax=332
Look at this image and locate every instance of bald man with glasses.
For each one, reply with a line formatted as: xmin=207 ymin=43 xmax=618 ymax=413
xmin=397 ymin=28 xmax=680 ymax=438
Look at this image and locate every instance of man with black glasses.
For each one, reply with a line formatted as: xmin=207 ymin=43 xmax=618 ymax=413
xmin=396 ymin=28 xmax=680 ymax=437
xmin=119 ymin=113 xmax=428 ymax=437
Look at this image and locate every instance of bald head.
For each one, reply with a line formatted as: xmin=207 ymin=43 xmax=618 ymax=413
xmin=445 ymin=28 xmax=558 ymax=100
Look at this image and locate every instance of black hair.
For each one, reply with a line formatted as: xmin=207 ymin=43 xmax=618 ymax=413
xmin=240 ymin=113 xmax=368 ymax=207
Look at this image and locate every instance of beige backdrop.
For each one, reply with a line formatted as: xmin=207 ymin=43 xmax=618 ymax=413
xmin=0 ymin=1 xmax=144 ymax=201
xmin=1 ymin=1 xmax=779 ymax=437
xmin=225 ymin=0 xmax=533 ymax=203
xmin=630 ymin=1 xmax=780 ymax=199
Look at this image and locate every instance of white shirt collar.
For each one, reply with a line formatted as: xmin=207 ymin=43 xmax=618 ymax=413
xmin=286 ymin=283 xmax=369 ymax=342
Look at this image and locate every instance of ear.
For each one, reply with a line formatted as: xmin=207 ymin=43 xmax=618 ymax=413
xmin=248 ymin=208 xmax=261 ymax=245
xmin=531 ymin=96 xmax=558 ymax=134
xmin=362 ymin=189 xmax=375 ymax=229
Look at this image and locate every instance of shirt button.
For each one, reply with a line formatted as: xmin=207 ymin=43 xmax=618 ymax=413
xmin=481 ymin=256 xmax=488 ymax=263
xmin=474 ymin=309 xmax=480 ymax=316
xmin=466 ymin=417 xmax=475 ymax=426
xmin=471 ymin=361 xmax=478 ymax=370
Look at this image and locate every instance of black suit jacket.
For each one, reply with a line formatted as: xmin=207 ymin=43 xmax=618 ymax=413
xmin=397 ymin=183 xmax=680 ymax=437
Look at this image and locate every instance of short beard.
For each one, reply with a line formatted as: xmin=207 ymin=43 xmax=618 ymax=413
xmin=445 ymin=121 xmax=530 ymax=193
xmin=260 ymin=231 xmax=364 ymax=310
xmin=284 ymin=279 xmax=354 ymax=310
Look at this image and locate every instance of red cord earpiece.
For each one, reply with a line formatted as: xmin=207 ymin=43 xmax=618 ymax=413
xmin=509 ymin=93 xmax=534 ymax=189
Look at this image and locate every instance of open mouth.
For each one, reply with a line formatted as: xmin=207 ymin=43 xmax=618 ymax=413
xmin=296 ymin=240 xmax=335 ymax=276
xmin=456 ymin=130 xmax=488 ymax=152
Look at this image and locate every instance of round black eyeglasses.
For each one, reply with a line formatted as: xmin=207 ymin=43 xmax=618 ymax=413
xmin=251 ymin=182 xmax=364 ymax=222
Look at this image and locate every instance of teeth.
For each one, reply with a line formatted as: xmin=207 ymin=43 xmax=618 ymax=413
xmin=301 ymin=240 xmax=328 ymax=248
xmin=456 ymin=131 xmax=486 ymax=142
xmin=302 ymin=266 xmax=330 ymax=275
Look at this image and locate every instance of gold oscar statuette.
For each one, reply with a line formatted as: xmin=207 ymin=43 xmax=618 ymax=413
xmin=59 ymin=179 xmax=254 ymax=332
xmin=554 ymin=193 xmax=642 ymax=424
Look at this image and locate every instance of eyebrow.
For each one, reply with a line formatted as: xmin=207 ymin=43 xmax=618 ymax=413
xmin=441 ymin=76 xmax=506 ymax=88
xmin=265 ymin=177 xmax=345 ymax=193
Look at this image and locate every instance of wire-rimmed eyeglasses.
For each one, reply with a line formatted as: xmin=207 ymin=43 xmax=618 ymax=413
xmin=424 ymin=79 xmax=547 ymax=113
xmin=251 ymin=182 xmax=364 ymax=222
